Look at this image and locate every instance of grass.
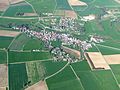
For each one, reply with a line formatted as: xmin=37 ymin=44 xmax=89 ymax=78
xmin=8 ymin=51 xmax=52 ymax=63
xmin=9 ymin=63 xmax=28 ymax=90
xmin=46 ymin=66 xmax=84 ymax=90
xmin=77 ymin=70 xmax=120 ymax=90
xmin=0 ymin=50 xmax=7 ymax=64
xmin=0 ymin=36 xmax=13 ymax=49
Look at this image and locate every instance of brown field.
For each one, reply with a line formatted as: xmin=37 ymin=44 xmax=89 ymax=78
xmin=23 ymin=13 xmax=37 ymax=16
xmin=10 ymin=0 xmax=23 ymax=4
xmin=0 ymin=64 xmax=8 ymax=88
xmin=104 ymin=54 xmax=120 ymax=64
xmin=68 ymin=0 xmax=87 ymax=6
xmin=85 ymin=52 xmax=110 ymax=70
xmin=0 ymin=30 xmax=20 ymax=37
xmin=61 ymin=46 xmax=81 ymax=59
xmin=25 ymin=81 xmax=48 ymax=90
xmin=54 ymin=10 xmax=77 ymax=19
xmin=0 ymin=87 xmax=6 ymax=90
xmin=0 ymin=0 xmax=9 ymax=11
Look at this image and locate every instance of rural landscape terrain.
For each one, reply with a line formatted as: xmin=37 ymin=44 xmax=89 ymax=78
xmin=0 ymin=0 xmax=120 ymax=90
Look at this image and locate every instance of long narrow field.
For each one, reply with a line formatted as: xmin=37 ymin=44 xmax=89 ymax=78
xmin=0 ymin=50 xmax=7 ymax=64
xmin=8 ymin=51 xmax=52 ymax=63
xmin=8 ymin=63 xmax=28 ymax=90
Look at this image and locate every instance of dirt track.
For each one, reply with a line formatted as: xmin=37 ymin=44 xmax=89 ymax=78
xmin=0 ymin=30 xmax=20 ymax=37
xmin=23 ymin=13 xmax=37 ymax=16
xmin=25 ymin=81 xmax=48 ymax=90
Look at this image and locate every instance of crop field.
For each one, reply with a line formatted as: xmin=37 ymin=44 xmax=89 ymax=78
xmin=8 ymin=51 xmax=52 ymax=63
xmin=46 ymin=66 xmax=84 ymax=90
xmin=77 ymin=70 xmax=119 ymax=90
xmin=26 ymin=61 xmax=46 ymax=85
xmin=26 ymin=0 xmax=56 ymax=15
xmin=56 ymin=0 xmax=72 ymax=10
xmin=0 ymin=36 xmax=13 ymax=49
xmin=0 ymin=50 xmax=7 ymax=64
xmin=42 ymin=61 xmax=67 ymax=77
xmin=110 ymin=65 xmax=120 ymax=84
xmin=71 ymin=60 xmax=91 ymax=71
xmin=9 ymin=33 xmax=30 ymax=50
xmin=3 ymin=2 xmax=34 ymax=17
xmin=23 ymin=38 xmax=45 ymax=50
xmin=9 ymin=63 xmax=28 ymax=90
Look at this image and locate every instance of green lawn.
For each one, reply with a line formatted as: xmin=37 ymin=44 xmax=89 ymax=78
xmin=9 ymin=63 xmax=28 ymax=90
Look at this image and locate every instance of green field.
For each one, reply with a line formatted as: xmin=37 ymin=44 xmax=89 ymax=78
xmin=0 ymin=50 xmax=7 ymax=64
xmin=26 ymin=0 xmax=56 ymax=15
xmin=9 ymin=63 xmax=28 ymax=90
xmin=3 ymin=2 xmax=34 ymax=17
xmin=71 ymin=60 xmax=91 ymax=71
xmin=9 ymin=33 xmax=30 ymax=50
xmin=26 ymin=61 xmax=46 ymax=85
xmin=77 ymin=70 xmax=119 ymax=90
xmin=56 ymin=0 xmax=72 ymax=10
xmin=8 ymin=51 xmax=52 ymax=63
xmin=0 ymin=36 xmax=13 ymax=48
xmin=110 ymin=65 xmax=120 ymax=84
xmin=23 ymin=38 xmax=45 ymax=50
xmin=46 ymin=66 xmax=84 ymax=90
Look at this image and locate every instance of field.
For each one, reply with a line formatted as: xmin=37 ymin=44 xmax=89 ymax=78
xmin=8 ymin=51 xmax=52 ymax=63
xmin=9 ymin=33 xmax=30 ymax=50
xmin=0 ymin=0 xmax=120 ymax=90
xmin=0 ymin=50 xmax=7 ymax=64
xmin=3 ymin=2 xmax=34 ymax=17
xmin=0 ymin=36 xmax=13 ymax=49
xmin=0 ymin=64 xmax=8 ymax=88
xmin=26 ymin=0 xmax=56 ymax=15
xmin=8 ymin=63 xmax=28 ymax=90
xmin=110 ymin=65 xmax=120 ymax=84
xmin=23 ymin=38 xmax=45 ymax=50
xmin=77 ymin=70 xmax=119 ymax=90
xmin=46 ymin=66 xmax=84 ymax=90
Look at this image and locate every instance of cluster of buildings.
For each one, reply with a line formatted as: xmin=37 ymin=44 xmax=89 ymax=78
xmin=51 ymin=47 xmax=78 ymax=63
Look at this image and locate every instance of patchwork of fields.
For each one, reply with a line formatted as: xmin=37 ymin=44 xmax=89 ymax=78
xmin=0 ymin=0 xmax=120 ymax=90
